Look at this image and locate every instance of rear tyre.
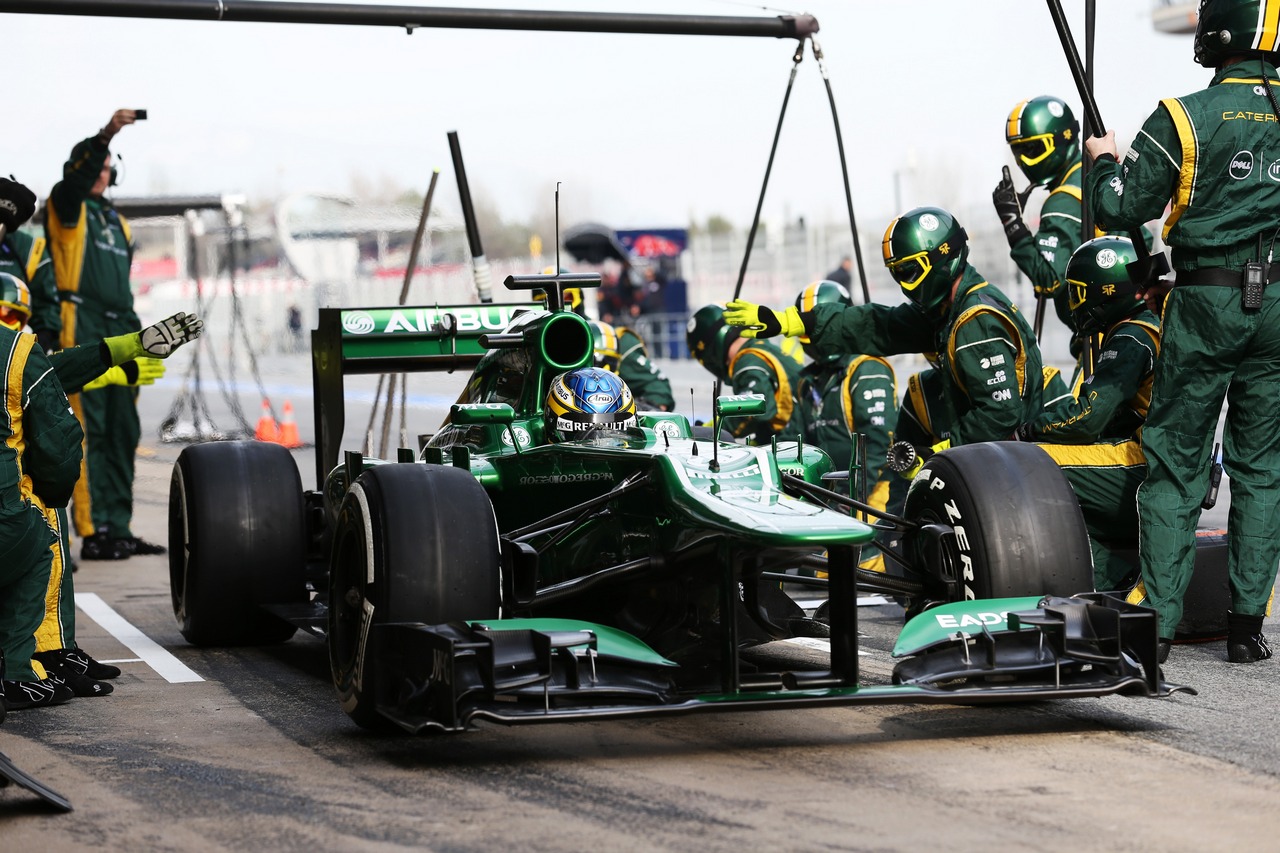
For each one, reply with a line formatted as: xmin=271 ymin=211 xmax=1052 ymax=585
xmin=169 ymin=441 xmax=307 ymax=645
xmin=902 ymin=441 xmax=1093 ymax=601
xmin=328 ymin=464 xmax=501 ymax=730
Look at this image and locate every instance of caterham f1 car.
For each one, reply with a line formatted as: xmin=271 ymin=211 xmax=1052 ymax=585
xmin=168 ymin=272 xmax=1184 ymax=734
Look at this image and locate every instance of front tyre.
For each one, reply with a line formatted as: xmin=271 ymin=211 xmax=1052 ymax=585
xmin=328 ymin=464 xmax=501 ymax=730
xmin=903 ymin=441 xmax=1093 ymax=602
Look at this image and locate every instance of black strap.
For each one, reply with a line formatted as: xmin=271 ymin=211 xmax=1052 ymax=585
xmin=1176 ymin=266 xmax=1280 ymax=287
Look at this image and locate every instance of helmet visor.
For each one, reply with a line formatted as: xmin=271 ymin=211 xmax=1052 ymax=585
xmin=887 ymin=251 xmax=931 ymax=291
xmin=1011 ymin=133 xmax=1056 ymax=168
xmin=1067 ymin=278 xmax=1089 ymax=312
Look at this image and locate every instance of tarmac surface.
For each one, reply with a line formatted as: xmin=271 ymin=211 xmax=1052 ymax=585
xmin=2 ymin=350 xmax=1278 ymax=851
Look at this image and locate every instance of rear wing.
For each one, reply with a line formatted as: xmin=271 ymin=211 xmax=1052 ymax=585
xmin=311 ymin=303 xmax=543 ymax=488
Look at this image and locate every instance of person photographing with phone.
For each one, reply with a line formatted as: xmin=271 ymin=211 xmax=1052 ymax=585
xmin=41 ymin=108 xmax=165 ymax=561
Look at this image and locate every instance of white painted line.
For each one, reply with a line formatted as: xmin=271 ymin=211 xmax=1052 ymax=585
xmin=781 ymin=636 xmax=868 ymax=656
xmin=74 ymin=593 xmax=204 ymax=683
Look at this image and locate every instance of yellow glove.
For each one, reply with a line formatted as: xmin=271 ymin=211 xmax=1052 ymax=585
xmin=724 ymin=299 xmax=807 ymax=339
xmin=82 ymin=358 xmax=166 ymax=391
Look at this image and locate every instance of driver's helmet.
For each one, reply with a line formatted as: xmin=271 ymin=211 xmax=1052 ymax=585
xmin=1195 ymin=0 xmax=1280 ymax=67
xmin=1065 ymin=236 xmax=1143 ymax=334
xmin=882 ymin=207 xmax=969 ymax=317
xmin=1005 ymin=95 xmax=1080 ymax=187
xmin=545 ymin=367 xmax=637 ymax=441
xmin=0 ymin=272 xmax=32 ymax=331
xmin=588 ymin=319 xmax=622 ymax=372
xmin=686 ymin=303 xmax=737 ymax=382
xmin=794 ymin=279 xmax=851 ymax=359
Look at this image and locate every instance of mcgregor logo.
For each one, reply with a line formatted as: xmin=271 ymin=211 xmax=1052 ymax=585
xmin=342 ymin=311 xmax=376 ymax=335
xmin=1230 ymin=150 xmax=1255 ymax=180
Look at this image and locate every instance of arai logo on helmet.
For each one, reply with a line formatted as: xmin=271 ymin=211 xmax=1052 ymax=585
xmin=1095 ymin=248 xmax=1120 ymax=269
xmin=1047 ymin=100 xmax=1065 ymax=117
xmin=918 ymin=213 xmax=940 ymax=232
xmin=1230 ymin=150 xmax=1255 ymax=180
xmin=586 ymin=393 xmax=615 ymax=408
xmin=342 ymin=311 xmax=377 ymax=335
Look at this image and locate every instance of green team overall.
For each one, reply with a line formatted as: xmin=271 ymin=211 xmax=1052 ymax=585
xmin=1014 ymin=238 xmax=1161 ymax=591
xmin=1084 ymin=0 xmax=1280 ymax=662
xmin=725 ymin=208 xmax=1049 ymax=464
xmin=3 ymin=270 xmax=201 ymax=698
xmin=686 ymin=303 xmax=805 ymax=443
xmin=0 ymin=287 xmax=84 ymax=709
xmin=589 ymin=319 xmax=675 ymax=412
xmin=42 ymin=111 xmax=157 ymax=560
xmin=995 ymin=95 xmax=1089 ymax=335
xmin=794 ymin=280 xmax=898 ymax=572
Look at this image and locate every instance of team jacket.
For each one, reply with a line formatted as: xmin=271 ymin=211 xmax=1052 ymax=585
xmin=1 ymin=232 xmax=59 ymax=341
xmin=614 ymin=326 xmax=675 ymax=411
xmin=797 ymin=354 xmax=897 ymax=473
xmin=1087 ymin=58 xmax=1280 ymax=271
xmin=43 ymin=136 xmax=140 ymax=347
xmin=807 ymin=265 xmax=1043 ymax=445
xmin=726 ymin=338 xmax=805 ymax=443
xmin=0 ymin=327 xmax=84 ymax=511
xmin=1029 ymin=311 xmax=1161 ymax=444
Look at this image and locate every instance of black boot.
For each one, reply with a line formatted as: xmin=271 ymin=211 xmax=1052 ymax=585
xmin=81 ymin=531 xmax=129 ymax=561
xmin=33 ymin=649 xmax=113 ymax=698
xmin=1157 ymin=639 xmax=1172 ymax=664
xmin=1226 ymin=611 xmax=1272 ymax=663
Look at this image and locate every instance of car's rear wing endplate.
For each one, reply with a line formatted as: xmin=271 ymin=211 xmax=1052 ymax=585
xmin=312 ymin=304 xmax=542 ymax=488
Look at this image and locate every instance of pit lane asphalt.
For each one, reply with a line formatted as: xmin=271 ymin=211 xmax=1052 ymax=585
xmin=2 ymin=352 xmax=1277 ymax=850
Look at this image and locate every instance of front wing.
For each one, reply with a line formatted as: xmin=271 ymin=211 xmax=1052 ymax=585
xmin=371 ymin=596 xmax=1191 ymax=734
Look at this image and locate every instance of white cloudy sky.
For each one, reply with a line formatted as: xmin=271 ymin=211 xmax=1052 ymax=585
xmin=5 ymin=0 xmax=1207 ymax=228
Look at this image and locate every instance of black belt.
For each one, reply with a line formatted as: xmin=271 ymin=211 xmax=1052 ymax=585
xmin=1177 ymin=266 xmax=1280 ymax=287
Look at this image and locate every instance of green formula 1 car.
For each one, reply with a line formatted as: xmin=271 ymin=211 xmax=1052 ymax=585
xmin=168 ymin=272 xmax=1185 ymax=734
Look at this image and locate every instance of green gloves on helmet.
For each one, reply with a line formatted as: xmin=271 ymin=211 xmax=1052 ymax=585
xmin=1065 ymin=237 xmax=1144 ymax=334
xmin=1005 ymin=95 xmax=1080 ymax=187
xmin=882 ymin=206 xmax=969 ymax=317
xmin=1195 ymin=0 xmax=1280 ymax=67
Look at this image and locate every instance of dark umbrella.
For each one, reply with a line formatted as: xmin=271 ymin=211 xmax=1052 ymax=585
xmin=562 ymin=222 xmax=632 ymax=265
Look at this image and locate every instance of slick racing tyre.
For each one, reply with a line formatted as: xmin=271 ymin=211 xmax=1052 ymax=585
xmin=170 ymin=441 xmax=307 ymax=645
xmin=902 ymin=441 xmax=1092 ymax=602
xmin=328 ymin=464 xmax=501 ymax=731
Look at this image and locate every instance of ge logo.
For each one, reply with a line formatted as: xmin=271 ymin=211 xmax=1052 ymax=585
xmin=342 ymin=311 xmax=377 ymax=335
xmin=1047 ymin=100 xmax=1065 ymax=117
xmin=1096 ymin=248 xmax=1119 ymax=269
xmin=919 ymin=213 xmax=940 ymax=232
xmin=653 ymin=420 xmax=682 ymax=438
xmin=1230 ymin=150 xmax=1255 ymax=180
xmin=500 ymin=426 xmax=532 ymax=447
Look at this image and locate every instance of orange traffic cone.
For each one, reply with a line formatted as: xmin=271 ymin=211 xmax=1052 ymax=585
xmin=277 ymin=400 xmax=301 ymax=448
xmin=254 ymin=399 xmax=279 ymax=443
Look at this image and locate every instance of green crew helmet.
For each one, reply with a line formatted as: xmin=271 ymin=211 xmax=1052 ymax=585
xmin=1065 ymin=237 xmax=1143 ymax=334
xmin=0 ymin=272 xmax=32 ymax=328
xmin=588 ymin=318 xmax=622 ymax=372
xmin=794 ymin=279 xmax=851 ymax=357
xmin=1005 ymin=96 xmax=1080 ymax=186
xmin=1194 ymin=0 xmax=1280 ymax=67
xmin=686 ymin=303 xmax=737 ymax=381
xmin=882 ymin=207 xmax=969 ymax=317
